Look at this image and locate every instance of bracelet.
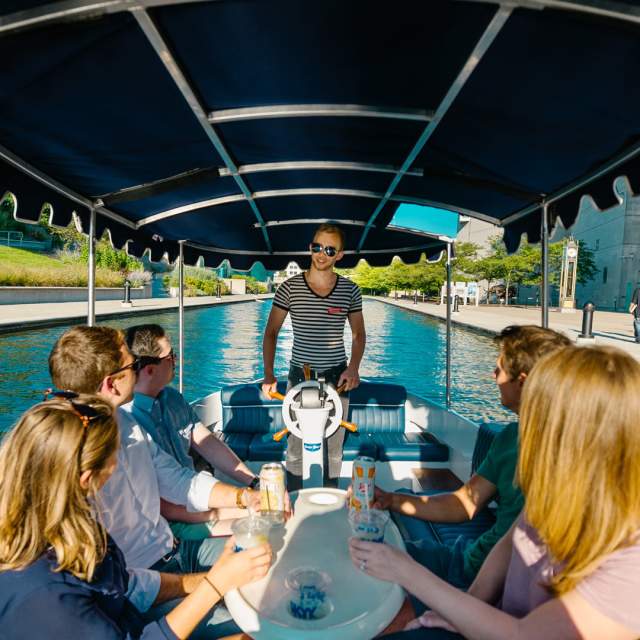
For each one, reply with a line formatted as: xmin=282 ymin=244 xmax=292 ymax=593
xmin=204 ymin=575 xmax=224 ymax=600
xmin=248 ymin=476 xmax=260 ymax=490
xmin=236 ymin=487 xmax=247 ymax=509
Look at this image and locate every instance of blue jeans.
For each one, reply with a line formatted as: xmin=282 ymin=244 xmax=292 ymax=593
xmin=634 ymin=318 xmax=640 ymax=342
xmin=405 ymin=536 xmax=472 ymax=617
xmin=142 ymin=537 xmax=238 ymax=639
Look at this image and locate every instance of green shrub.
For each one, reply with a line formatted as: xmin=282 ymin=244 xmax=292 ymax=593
xmin=0 ymin=263 xmax=127 ymax=287
xmin=163 ymin=266 xmax=229 ymax=296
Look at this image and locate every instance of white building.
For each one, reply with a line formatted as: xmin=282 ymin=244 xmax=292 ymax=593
xmin=552 ymin=179 xmax=640 ymax=311
xmin=273 ymin=261 xmax=302 ymax=285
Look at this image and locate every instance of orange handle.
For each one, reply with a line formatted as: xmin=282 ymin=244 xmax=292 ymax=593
xmin=341 ymin=420 xmax=358 ymax=432
xmin=269 ymin=391 xmax=285 ymax=401
xmin=303 ymin=363 xmax=311 ymax=381
xmin=272 ymin=428 xmax=289 ymax=442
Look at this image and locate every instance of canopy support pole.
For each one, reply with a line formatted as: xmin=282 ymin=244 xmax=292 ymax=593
xmin=540 ymin=202 xmax=549 ymax=328
xmin=446 ymin=242 xmax=452 ymax=408
xmin=178 ymin=241 xmax=185 ymax=394
xmin=87 ymin=207 xmax=96 ymax=327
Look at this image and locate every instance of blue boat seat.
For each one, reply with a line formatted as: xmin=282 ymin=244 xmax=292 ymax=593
xmin=220 ymin=381 xmax=288 ymax=461
xmin=348 ymin=383 xmax=448 ymax=463
xmin=373 ymin=432 xmax=448 ymax=462
xmin=218 ymin=432 xmax=253 ymax=460
xmin=342 ymin=431 xmax=378 ymax=461
xmin=391 ymin=422 xmax=508 ymax=548
xmin=248 ymin=432 xmax=287 ymax=461
xmin=218 ymin=380 xmax=449 ymax=464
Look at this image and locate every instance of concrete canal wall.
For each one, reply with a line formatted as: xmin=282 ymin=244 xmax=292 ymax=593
xmin=0 ymin=284 xmax=151 ymax=305
xmin=0 ymin=294 xmax=272 ymax=334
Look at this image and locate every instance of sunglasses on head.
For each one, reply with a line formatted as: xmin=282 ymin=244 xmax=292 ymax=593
xmin=42 ymin=389 xmax=101 ymax=429
xmin=310 ymin=242 xmax=338 ymax=257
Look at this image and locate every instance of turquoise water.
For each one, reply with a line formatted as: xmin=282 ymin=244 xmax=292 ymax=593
xmin=0 ymin=299 xmax=512 ymax=431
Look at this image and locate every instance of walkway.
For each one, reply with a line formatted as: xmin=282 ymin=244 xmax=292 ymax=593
xmin=374 ymin=297 xmax=640 ymax=359
xmin=0 ymin=294 xmax=270 ymax=334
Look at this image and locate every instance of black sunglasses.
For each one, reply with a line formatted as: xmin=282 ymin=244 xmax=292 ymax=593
xmin=310 ymin=242 xmax=338 ymax=257
xmin=108 ymin=356 xmax=144 ymax=377
xmin=132 ymin=349 xmax=176 ymax=370
xmin=42 ymin=389 xmax=101 ymax=429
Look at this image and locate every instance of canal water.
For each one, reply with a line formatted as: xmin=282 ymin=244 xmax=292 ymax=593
xmin=0 ymin=299 xmax=512 ymax=432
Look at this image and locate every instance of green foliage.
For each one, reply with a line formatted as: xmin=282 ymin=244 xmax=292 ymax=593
xmin=164 ymin=266 xmax=230 ymax=297
xmin=0 ymin=246 xmax=128 ymax=287
xmin=346 ymin=235 xmax=598 ymax=302
xmin=231 ymin=274 xmax=267 ymax=294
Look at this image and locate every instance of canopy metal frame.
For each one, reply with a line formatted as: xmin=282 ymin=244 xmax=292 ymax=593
xmin=2 ymin=0 xmax=640 ymax=36
xmin=131 ymin=7 xmax=273 ymax=253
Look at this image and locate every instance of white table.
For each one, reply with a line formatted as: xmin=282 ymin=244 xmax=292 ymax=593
xmin=225 ymin=488 xmax=406 ymax=639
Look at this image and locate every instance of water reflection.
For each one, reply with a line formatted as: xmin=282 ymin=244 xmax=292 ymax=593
xmin=0 ymin=299 xmax=511 ymax=431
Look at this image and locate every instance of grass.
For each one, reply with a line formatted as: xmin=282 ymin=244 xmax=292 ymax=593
xmin=0 ymin=245 xmax=64 ymax=268
xmin=0 ymin=246 xmax=126 ymax=287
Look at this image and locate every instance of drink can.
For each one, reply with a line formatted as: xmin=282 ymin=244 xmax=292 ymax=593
xmin=350 ymin=456 xmax=375 ymax=511
xmin=260 ymin=462 xmax=286 ymax=523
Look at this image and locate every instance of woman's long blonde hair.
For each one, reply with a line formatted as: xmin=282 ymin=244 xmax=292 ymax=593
xmin=518 ymin=345 xmax=640 ymax=595
xmin=0 ymin=396 xmax=118 ymax=581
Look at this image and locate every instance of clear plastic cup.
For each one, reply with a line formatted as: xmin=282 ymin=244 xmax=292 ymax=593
xmin=231 ymin=515 xmax=271 ymax=552
xmin=348 ymin=508 xmax=389 ymax=543
xmin=286 ymin=567 xmax=332 ymax=620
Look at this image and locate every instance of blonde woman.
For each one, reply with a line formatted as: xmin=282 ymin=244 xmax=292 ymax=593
xmin=0 ymin=395 xmax=271 ymax=639
xmin=351 ymin=345 xmax=640 ymax=640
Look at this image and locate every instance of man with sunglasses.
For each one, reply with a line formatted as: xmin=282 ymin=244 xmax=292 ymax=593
xmin=124 ymin=324 xmax=260 ymax=541
xmin=48 ymin=325 xmax=260 ymax=638
xmin=262 ymin=223 xmax=366 ymax=489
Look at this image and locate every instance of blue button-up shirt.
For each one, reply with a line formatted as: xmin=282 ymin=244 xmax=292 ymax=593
xmin=130 ymin=387 xmax=197 ymax=470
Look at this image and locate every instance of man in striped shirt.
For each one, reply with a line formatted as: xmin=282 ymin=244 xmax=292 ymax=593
xmin=262 ymin=223 xmax=367 ymax=488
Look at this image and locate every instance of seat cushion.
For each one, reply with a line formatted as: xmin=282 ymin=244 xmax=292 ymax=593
xmin=221 ymin=381 xmax=287 ymax=434
xmin=248 ymin=433 xmax=287 ymax=461
xmin=391 ymin=489 xmax=496 ymax=547
xmin=373 ymin=433 xmax=449 ymax=462
xmin=348 ymin=382 xmax=407 ymax=433
xmin=219 ymin=432 xmax=253 ymax=460
xmin=342 ymin=431 xmax=378 ymax=461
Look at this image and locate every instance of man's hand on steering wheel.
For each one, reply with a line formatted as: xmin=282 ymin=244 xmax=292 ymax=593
xmin=261 ymin=375 xmax=278 ymax=399
xmin=338 ymin=365 xmax=360 ymax=392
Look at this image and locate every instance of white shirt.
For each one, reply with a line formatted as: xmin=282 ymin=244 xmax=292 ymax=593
xmin=99 ymin=406 xmax=218 ymax=610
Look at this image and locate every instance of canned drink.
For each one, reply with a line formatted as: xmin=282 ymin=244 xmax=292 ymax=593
xmin=350 ymin=456 xmax=376 ymax=511
xmin=260 ymin=462 xmax=286 ymax=523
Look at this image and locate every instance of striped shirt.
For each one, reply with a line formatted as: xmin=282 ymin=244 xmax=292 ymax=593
xmin=273 ymin=273 xmax=362 ymax=369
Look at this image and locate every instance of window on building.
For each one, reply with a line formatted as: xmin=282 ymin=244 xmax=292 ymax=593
xmin=595 ymin=239 xmax=600 ymax=250
xmin=603 ymin=267 xmax=608 ymax=284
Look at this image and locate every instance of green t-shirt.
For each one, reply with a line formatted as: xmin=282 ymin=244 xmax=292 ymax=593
xmin=463 ymin=422 xmax=524 ymax=580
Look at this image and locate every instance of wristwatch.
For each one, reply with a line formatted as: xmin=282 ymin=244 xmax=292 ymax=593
xmin=236 ymin=487 xmax=247 ymax=509
xmin=248 ymin=476 xmax=260 ymax=490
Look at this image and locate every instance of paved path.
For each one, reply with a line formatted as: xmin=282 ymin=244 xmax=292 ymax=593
xmin=373 ymin=297 xmax=640 ymax=359
xmin=0 ymin=294 xmax=270 ymax=334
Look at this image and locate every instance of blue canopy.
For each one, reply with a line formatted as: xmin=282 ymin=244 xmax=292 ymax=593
xmin=1 ymin=1 xmax=639 ymax=267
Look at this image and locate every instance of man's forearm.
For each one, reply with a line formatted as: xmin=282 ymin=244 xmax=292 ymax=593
xmin=192 ymin=426 xmax=255 ymax=485
xmin=390 ymin=491 xmax=471 ymax=523
xmin=161 ymin=498 xmax=217 ymax=524
xmin=154 ymin=571 xmax=205 ymax=604
xmin=262 ymin=332 xmax=277 ymax=378
xmin=348 ymin=331 xmax=366 ymax=370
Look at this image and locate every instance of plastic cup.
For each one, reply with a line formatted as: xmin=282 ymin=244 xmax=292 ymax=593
xmin=231 ymin=515 xmax=271 ymax=552
xmin=286 ymin=568 xmax=331 ymax=621
xmin=348 ymin=508 xmax=389 ymax=543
